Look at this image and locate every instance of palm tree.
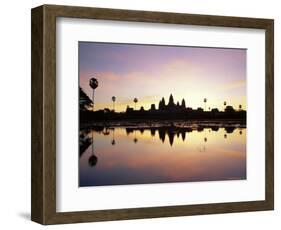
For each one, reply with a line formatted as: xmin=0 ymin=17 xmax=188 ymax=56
xmin=133 ymin=98 xmax=138 ymax=110
xmin=204 ymin=98 xmax=207 ymax=111
xmin=79 ymin=87 xmax=92 ymax=111
xmin=89 ymin=78 xmax=99 ymax=111
xmin=239 ymin=104 xmax=242 ymax=111
xmin=224 ymin=101 xmax=227 ymax=111
xmin=112 ymin=96 xmax=116 ymax=111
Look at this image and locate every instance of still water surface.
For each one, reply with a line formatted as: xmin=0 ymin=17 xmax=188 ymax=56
xmin=79 ymin=124 xmax=246 ymax=187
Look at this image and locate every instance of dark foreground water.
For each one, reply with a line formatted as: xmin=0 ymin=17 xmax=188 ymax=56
xmin=79 ymin=123 xmax=246 ymax=187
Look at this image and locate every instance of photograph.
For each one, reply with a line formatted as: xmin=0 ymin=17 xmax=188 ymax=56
xmin=30 ymin=4 xmax=274 ymax=224
xmin=78 ymin=42 xmax=247 ymax=187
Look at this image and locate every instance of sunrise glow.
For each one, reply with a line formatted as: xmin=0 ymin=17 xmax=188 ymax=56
xmin=79 ymin=42 xmax=246 ymax=112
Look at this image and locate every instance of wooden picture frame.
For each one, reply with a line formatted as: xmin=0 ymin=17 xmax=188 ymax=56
xmin=31 ymin=4 xmax=274 ymax=225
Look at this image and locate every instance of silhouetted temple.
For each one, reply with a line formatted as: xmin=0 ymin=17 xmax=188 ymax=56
xmin=126 ymin=94 xmax=200 ymax=113
xmin=79 ymin=89 xmax=246 ymax=123
xmin=158 ymin=94 xmax=187 ymax=111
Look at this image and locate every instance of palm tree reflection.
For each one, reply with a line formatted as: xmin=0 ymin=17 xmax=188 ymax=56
xmin=133 ymin=130 xmax=138 ymax=143
xmin=111 ymin=128 xmax=116 ymax=145
xmin=102 ymin=128 xmax=110 ymax=135
xmin=198 ymin=137 xmax=208 ymax=152
xmin=88 ymin=131 xmax=98 ymax=167
xmin=88 ymin=154 xmax=98 ymax=167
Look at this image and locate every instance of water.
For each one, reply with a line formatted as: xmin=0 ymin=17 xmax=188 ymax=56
xmin=79 ymin=124 xmax=246 ymax=187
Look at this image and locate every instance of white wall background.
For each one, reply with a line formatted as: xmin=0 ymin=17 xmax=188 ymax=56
xmin=0 ymin=0 xmax=279 ymax=229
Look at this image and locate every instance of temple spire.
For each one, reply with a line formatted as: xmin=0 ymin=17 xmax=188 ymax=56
xmin=181 ymin=99 xmax=186 ymax=108
xmin=168 ymin=94 xmax=175 ymax=107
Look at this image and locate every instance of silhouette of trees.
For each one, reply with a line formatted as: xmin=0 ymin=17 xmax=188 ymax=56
xmin=79 ymin=129 xmax=92 ymax=156
xmin=79 ymin=87 xmax=92 ymax=111
xmin=211 ymin=108 xmax=219 ymax=113
xmin=126 ymin=105 xmax=133 ymax=113
xmin=225 ymin=105 xmax=235 ymax=113
xmin=197 ymin=107 xmax=203 ymax=112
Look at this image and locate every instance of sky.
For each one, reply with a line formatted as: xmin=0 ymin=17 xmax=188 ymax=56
xmin=79 ymin=42 xmax=246 ymax=112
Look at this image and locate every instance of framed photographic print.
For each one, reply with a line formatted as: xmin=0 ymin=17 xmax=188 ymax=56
xmin=31 ymin=4 xmax=274 ymax=224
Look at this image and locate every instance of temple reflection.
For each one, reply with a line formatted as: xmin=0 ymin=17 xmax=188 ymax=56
xmin=225 ymin=126 xmax=235 ymax=133
xmin=79 ymin=125 xmax=244 ymax=157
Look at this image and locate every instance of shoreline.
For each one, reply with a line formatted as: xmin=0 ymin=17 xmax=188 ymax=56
xmin=80 ymin=119 xmax=246 ymax=130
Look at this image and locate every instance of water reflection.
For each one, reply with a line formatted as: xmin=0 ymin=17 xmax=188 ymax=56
xmin=79 ymin=124 xmax=246 ymax=186
xmin=79 ymin=130 xmax=92 ymax=156
xmin=111 ymin=128 xmax=116 ymax=145
xmin=80 ymin=125 xmax=244 ymax=150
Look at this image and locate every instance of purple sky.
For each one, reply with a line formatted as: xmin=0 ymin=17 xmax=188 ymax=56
xmin=79 ymin=42 xmax=246 ymax=112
